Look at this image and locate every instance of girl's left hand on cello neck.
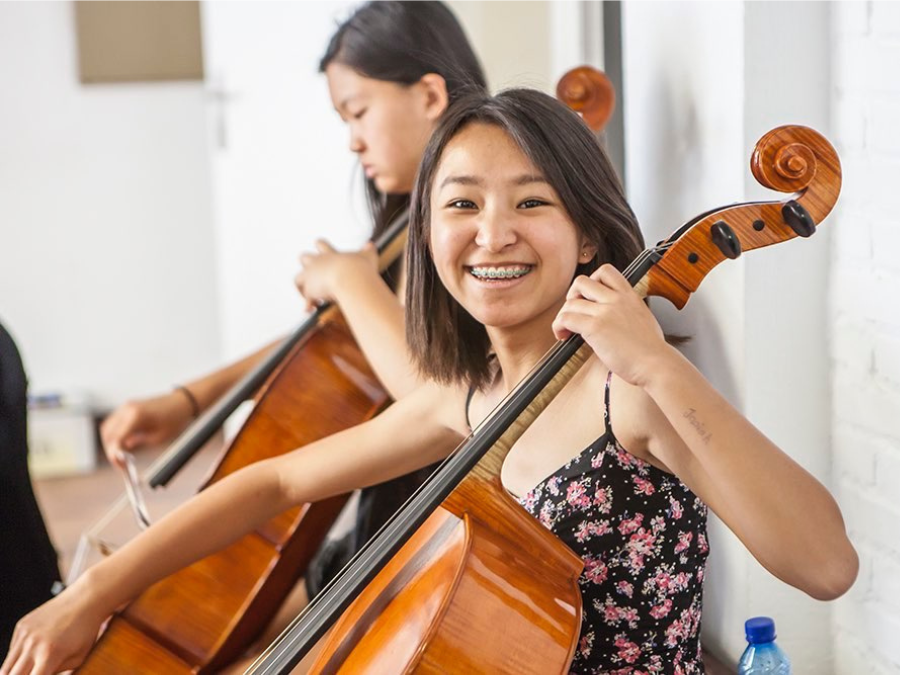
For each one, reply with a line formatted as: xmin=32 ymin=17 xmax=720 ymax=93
xmin=295 ymin=239 xmax=379 ymax=311
xmin=552 ymin=263 xmax=674 ymax=390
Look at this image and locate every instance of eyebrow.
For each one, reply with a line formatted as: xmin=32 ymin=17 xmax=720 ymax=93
xmin=337 ymin=96 xmax=361 ymax=111
xmin=438 ymin=174 xmax=549 ymax=189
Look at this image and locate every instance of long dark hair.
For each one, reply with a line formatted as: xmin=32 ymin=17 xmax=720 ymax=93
xmin=406 ymin=88 xmax=644 ymax=389
xmin=320 ymin=1 xmax=487 ymax=289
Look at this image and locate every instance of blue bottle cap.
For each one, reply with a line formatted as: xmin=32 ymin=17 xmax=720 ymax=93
xmin=745 ymin=616 xmax=777 ymax=644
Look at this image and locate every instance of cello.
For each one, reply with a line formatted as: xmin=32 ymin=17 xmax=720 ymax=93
xmin=247 ymin=123 xmax=842 ymax=673
xmin=72 ymin=216 xmax=408 ymax=673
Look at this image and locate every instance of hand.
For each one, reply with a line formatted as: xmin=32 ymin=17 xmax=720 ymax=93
xmin=0 ymin=588 xmax=108 ymax=675
xmin=552 ymin=264 xmax=673 ymax=389
xmin=294 ymin=240 xmax=378 ymax=311
xmin=100 ymin=391 xmax=195 ymax=469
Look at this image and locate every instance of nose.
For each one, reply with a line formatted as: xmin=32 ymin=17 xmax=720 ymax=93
xmin=474 ymin=206 xmax=517 ymax=253
xmin=348 ymin=126 xmax=365 ymax=154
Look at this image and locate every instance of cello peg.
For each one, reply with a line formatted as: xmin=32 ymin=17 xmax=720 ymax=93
xmin=782 ymin=199 xmax=816 ymax=237
xmin=710 ymin=220 xmax=742 ymax=259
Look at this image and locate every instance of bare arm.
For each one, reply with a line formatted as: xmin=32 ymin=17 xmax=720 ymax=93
xmin=295 ymin=241 xmax=421 ymax=400
xmin=639 ymin=350 xmax=857 ymax=600
xmin=329 ymin=261 xmax=419 ymax=400
xmin=101 ymin=338 xmax=281 ymax=464
xmin=3 ymin=382 xmax=465 ymax=675
xmin=181 ymin=338 xmax=282 ymax=411
xmin=554 ymin=265 xmax=858 ymax=601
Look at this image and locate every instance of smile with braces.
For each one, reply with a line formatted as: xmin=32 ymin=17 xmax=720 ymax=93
xmin=469 ymin=265 xmax=533 ymax=280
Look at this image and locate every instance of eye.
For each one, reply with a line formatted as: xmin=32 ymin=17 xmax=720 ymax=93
xmin=447 ymin=199 xmax=477 ymax=209
xmin=518 ymin=198 xmax=548 ymax=209
xmin=351 ymin=108 xmax=368 ymax=120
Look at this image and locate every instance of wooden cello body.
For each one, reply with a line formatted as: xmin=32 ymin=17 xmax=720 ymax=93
xmin=309 ymin=464 xmax=583 ymax=673
xmin=76 ymin=313 xmax=389 ymax=673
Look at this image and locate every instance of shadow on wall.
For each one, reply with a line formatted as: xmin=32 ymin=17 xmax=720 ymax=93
xmin=635 ymin=72 xmax=744 ymax=666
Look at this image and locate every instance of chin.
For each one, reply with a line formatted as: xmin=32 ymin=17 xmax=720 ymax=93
xmin=374 ymin=175 xmax=401 ymax=194
xmin=467 ymin=307 xmax=525 ymax=331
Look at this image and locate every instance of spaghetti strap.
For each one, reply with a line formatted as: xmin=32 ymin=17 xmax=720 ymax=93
xmin=464 ymin=385 xmax=476 ymax=431
xmin=603 ymin=370 xmax=614 ymax=436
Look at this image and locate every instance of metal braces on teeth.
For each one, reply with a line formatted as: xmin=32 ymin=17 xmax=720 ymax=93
xmin=471 ymin=268 xmax=530 ymax=279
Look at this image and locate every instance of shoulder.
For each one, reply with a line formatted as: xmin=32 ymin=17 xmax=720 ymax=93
xmin=393 ymin=378 xmax=471 ymax=437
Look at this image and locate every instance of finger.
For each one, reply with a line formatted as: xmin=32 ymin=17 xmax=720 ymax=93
xmin=360 ymin=242 xmax=378 ymax=263
xmin=565 ymin=275 xmax=588 ymax=301
xmin=298 ymin=253 xmax=314 ymax=265
xmin=123 ymin=431 xmax=149 ymax=451
xmin=552 ymin=299 xmax=597 ymax=340
xmin=29 ymin=651 xmax=52 ymax=675
xmin=556 ymin=298 xmax=604 ymax=325
xmin=106 ymin=444 xmax=128 ymax=470
xmin=1 ymin=632 xmax=23 ymax=675
xmin=315 ymin=239 xmax=335 ymax=253
xmin=104 ymin=406 xmax=139 ymax=452
xmin=596 ymin=263 xmax=632 ymax=292
xmin=553 ymin=307 xmax=601 ymax=342
xmin=101 ymin=428 xmax=127 ymax=466
xmin=552 ymin=325 xmax=573 ymax=341
xmin=567 ymin=275 xmax=617 ymax=304
xmin=99 ymin=412 xmax=124 ymax=450
xmin=7 ymin=652 xmax=35 ymax=675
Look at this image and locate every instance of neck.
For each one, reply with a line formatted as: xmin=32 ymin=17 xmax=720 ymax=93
xmin=486 ymin=305 xmax=562 ymax=396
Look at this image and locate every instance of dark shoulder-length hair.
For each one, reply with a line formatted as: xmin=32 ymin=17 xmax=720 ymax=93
xmin=320 ymin=1 xmax=487 ymax=289
xmin=406 ymin=88 xmax=645 ymax=389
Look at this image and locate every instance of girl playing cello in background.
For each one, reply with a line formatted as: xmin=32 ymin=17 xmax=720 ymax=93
xmin=3 ymin=88 xmax=856 ymax=674
xmin=96 ymin=0 xmax=487 ymax=640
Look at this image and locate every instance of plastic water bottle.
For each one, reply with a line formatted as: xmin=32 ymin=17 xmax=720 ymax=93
xmin=738 ymin=617 xmax=791 ymax=674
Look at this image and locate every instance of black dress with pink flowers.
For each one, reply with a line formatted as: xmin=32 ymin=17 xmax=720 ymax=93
xmin=517 ymin=372 xmax=709 ymax=674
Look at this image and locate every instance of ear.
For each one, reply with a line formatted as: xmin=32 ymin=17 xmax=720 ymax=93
xmin=417 ymin=73 xmax=449 ymax=122
xmin=579 ymin=239 xmax=599 ymax=262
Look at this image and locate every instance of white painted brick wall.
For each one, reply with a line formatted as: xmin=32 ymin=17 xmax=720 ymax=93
xmin=831 ymin=2 xmax=900 ymax=672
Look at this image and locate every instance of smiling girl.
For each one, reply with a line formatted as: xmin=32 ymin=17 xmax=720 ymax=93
xmin=3 ymin=89 xmax=856 ymax=675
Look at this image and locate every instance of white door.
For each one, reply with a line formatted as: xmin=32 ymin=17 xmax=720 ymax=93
xmin=200 ymin=1 xmax=366 ymax=361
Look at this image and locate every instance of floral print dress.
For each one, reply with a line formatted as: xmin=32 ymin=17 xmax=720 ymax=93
xmin=517 ymin=372 xmax=709 ymax=674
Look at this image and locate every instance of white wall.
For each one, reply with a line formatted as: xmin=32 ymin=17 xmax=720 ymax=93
xmin=623 ymin=1 xmax=837 ymax=670
xmin=0 ymin=1 xmax=219 ymax=408
xmin=742 ymin=3 xmax=834 ymax=669
xmin=829 ymin=3 xmax=900 ymax=672
xmin=200 ymin=1 xmax=365 ymax=362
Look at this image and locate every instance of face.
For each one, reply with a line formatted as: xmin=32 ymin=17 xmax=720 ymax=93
xmin=326 ymin=62 xmax=439 ymax=194
xmin=429 ymin=123 xmax=595 ymax=337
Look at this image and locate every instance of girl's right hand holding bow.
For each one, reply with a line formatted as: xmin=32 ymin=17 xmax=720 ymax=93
xmin=100 ymin=391 xmax=197 ymax=469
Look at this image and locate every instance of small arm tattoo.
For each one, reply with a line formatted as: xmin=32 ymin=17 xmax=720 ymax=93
xmin=683 ymin=408 xmax=712 ymax=444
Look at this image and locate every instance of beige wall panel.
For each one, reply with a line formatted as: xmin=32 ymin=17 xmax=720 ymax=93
xmin=75 ymin=0 xmax=203 ymax=83
xmin=449 ymin=1 xmax=551 ymax=93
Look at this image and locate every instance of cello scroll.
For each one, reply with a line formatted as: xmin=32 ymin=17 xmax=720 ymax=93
xmin=555 ymin=65 xmax=615 ymax=132
xmin=636 ymin=125 xmax=842 ymax=309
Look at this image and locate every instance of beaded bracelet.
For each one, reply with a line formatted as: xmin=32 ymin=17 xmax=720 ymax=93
xmin=173 ymin=384 xmax=201 ymax=419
